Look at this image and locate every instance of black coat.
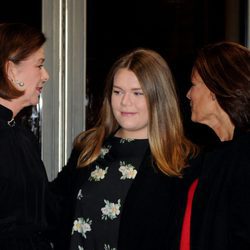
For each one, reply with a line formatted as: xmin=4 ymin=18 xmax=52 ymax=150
xmin=51 ymin=146 xmax=185 ymax=250
xmin=190 ymin=129 xmax=250 ymax=250
xmin=0 ymin=105 xmax=53 ymax=250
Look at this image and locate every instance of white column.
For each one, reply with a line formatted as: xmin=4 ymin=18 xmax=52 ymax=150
xmin=41 ymin=0 xmax=87 ymax=180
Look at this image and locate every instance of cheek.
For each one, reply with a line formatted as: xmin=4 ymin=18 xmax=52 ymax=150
xmin=138 ymin=100 xmax=148 ymax=111
xmin=111 ymin=96 xmax=115 ymax=108
xmin=111 ymin=96 xmax=119 ymax=112
xmin=191 ymin=90 xmax=201 ymax=103
xmin=189 ymin=88 xmax=196 ymax=98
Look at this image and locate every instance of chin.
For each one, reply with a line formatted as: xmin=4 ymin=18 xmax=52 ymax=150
xmin=191 ymin=115 xmax=199 ymax=123
xmin=28 ymin=101 xmax=38 ymax=107
xmin=31 ymin=97 xmax=40 ymax=105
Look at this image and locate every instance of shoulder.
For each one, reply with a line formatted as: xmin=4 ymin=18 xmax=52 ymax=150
xmin=228 ymin=130 xmax=250 ymax=164
xmin=0 ymin=126 xmax=21 ymax=156
xmin=182 ymin=151 xmax=204 ymax=182
xmin=232 ymin=132 xmax=250 ymax=177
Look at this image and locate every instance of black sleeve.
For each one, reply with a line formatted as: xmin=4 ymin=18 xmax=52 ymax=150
xmin=49 ymin=148 xmax=80 ymax=196
xmin=47 ymin=148 xmax=80 ymax=249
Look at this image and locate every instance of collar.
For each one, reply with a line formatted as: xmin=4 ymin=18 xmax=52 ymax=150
xmin=0 ymin=104 xmax=15 ymax=127
xmin=232 ymin=127 xmax=248 ymax=140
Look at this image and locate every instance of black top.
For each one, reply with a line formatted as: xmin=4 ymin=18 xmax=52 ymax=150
xmin=52 ymin=135 xmax=185 ymax=250
xmin=0 ymin=104 xmax=53 ymax=250
xmin=189 ymin=129 xmax=250 ymax=250
xmin=70 ymin=136 xmax=148 ymax=250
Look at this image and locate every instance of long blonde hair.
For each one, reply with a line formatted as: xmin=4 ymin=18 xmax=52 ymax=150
xmin=75 ymin=48 xmax=197 ymax=177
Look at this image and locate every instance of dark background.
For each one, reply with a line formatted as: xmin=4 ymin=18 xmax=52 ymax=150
xmin=0 ymin=1 xmax=42 ymax=28
xmin=0 ymin=0 xmax=248 ymax=146
xmin=86 ymin=0 xmax=248 ymax=146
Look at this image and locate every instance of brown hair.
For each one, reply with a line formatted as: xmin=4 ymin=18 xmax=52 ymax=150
xmin=75 ymin=48 xmax=197 ymax=177
xmin=193 ymin=41 xmax=250 ymax=130
xmin=0 ymin=23 xmax=46 ymax=100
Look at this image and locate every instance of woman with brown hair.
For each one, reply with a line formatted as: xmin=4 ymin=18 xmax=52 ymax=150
xmin=0 ymin=23 xmax=53 ymax=249
xmin=181 ymin=41 xmax=250 ymax=250
xmin=52 ymin=48 xmax=196 ymax=250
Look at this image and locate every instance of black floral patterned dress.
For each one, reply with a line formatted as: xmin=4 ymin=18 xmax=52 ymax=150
xmin=70 ymin=136 xmax=149 ymax=250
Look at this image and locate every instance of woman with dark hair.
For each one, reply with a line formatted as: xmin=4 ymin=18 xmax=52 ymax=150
xmin=52 ymin=48 xmax=197 ymax=250
xmin=0 ymin=23 xmax=53 ymax=249
xmin=181 ymin=41 xmax=250 ymax=250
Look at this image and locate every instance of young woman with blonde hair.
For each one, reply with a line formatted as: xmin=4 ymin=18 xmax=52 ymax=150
xmin=52 ymin=48 xmax=196 ymax=250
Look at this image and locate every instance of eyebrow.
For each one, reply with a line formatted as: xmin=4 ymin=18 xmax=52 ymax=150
xmin=113 ymin=85 xmax=142 ymax=91
xmin=38 ymin=58 xmax=45 ymax=63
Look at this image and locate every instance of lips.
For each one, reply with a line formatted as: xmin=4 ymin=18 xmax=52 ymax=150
xmin=121 ymin=112 xmax=136 ymax=116
xmin=36 ymin=87 xmax=43 ymax=94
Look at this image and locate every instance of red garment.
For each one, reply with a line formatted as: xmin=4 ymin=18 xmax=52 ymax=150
xmin=180 ymin=179 xmax=199 ymax=250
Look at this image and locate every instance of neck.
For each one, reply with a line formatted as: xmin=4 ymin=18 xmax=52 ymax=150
xmin=0 ymin=98 xmax=23 ymax=118
xmin=115 ymin=128 xmax=148 ymax=139
xmin=210 ymin=122 xmax=235 ymax=141
xmin=205 ymin=109 xmax=235 ymax=141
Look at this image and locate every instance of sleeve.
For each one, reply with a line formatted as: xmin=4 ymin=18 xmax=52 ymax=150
xmin=46 ymin=148 xmax=80 ymax=249
xmin=47 ymin=148 xmax=80 ymax=224
xmin=49 ymin=148 xmax=80 ymax=196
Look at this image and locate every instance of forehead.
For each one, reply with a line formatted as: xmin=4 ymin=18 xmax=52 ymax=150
xmin=23 ymin=47 xmax=45 ymax=63
xmin=191 ymin=70 xmax=204 ymax=84
xmin=113 ymin=68 xmax=141 ymax=88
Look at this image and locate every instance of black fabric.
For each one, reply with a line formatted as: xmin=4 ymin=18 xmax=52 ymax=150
xmin=118 ymin=149 xmax=183 ymax=250
xmin=50 ymin=149 xmax=89 ymax=250
xmin=70 ymin=137 xmax=148 ymax=249
xmin=52 ymin=137 xmax=185 ymax=250
xmin=0 ymin=104 xmax=53 ymax=250
xmin=190 ymin=129 xmax=250 ymax=250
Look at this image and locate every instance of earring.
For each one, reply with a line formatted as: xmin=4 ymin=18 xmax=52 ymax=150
xmin=212 ymin=95 xmax=216 ymax=101
xmin=16 ymin=80 xmax=24 ymax=87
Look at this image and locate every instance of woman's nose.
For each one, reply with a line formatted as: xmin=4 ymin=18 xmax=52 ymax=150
xmin=121 ymin=93 xmax=132 ymax=106
xmin=42 ymin=67 xmax=49 ymax=82
xmin=186 ymin=89 xmax=191 ymax=100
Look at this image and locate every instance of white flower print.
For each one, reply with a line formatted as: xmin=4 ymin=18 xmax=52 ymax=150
xmin=119 ymin=138 xmax=135 ymax=143
xmin=89 ymin=166 xmax=108 ymax=181
xmin=78 ymin=246 xmax=84 ymax=250
xmin=101 ymin=199 xmax=121 ymax=220
xmin=77 ymin=189 xmax=83 ymax=200
xmin=72 ymin=217 xmax=92 ymax=238
xmin=119 ymin=161 xmax=137 ymax=180
xmin=100 ymin=145 xmax=111 ymax=158
xmin=104 ymin=244 xmax=116 ymax=250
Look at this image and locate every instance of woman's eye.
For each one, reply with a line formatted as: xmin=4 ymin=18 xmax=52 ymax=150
xmin=134 ymin=92 xmax=144 ymax=96
xmin=38 ymin=65 xmax=44 ymax=69
xmin=113 ymin=90 xmax=121 ymax=95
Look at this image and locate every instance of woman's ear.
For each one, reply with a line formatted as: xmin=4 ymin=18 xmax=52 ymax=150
xmin=5 ymin=60 xmax=16 ymax=83
xmin=210 ymin=92 xmax=216 ymax=101
xmin=5 ymin=60 xmax=24 ymax=89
